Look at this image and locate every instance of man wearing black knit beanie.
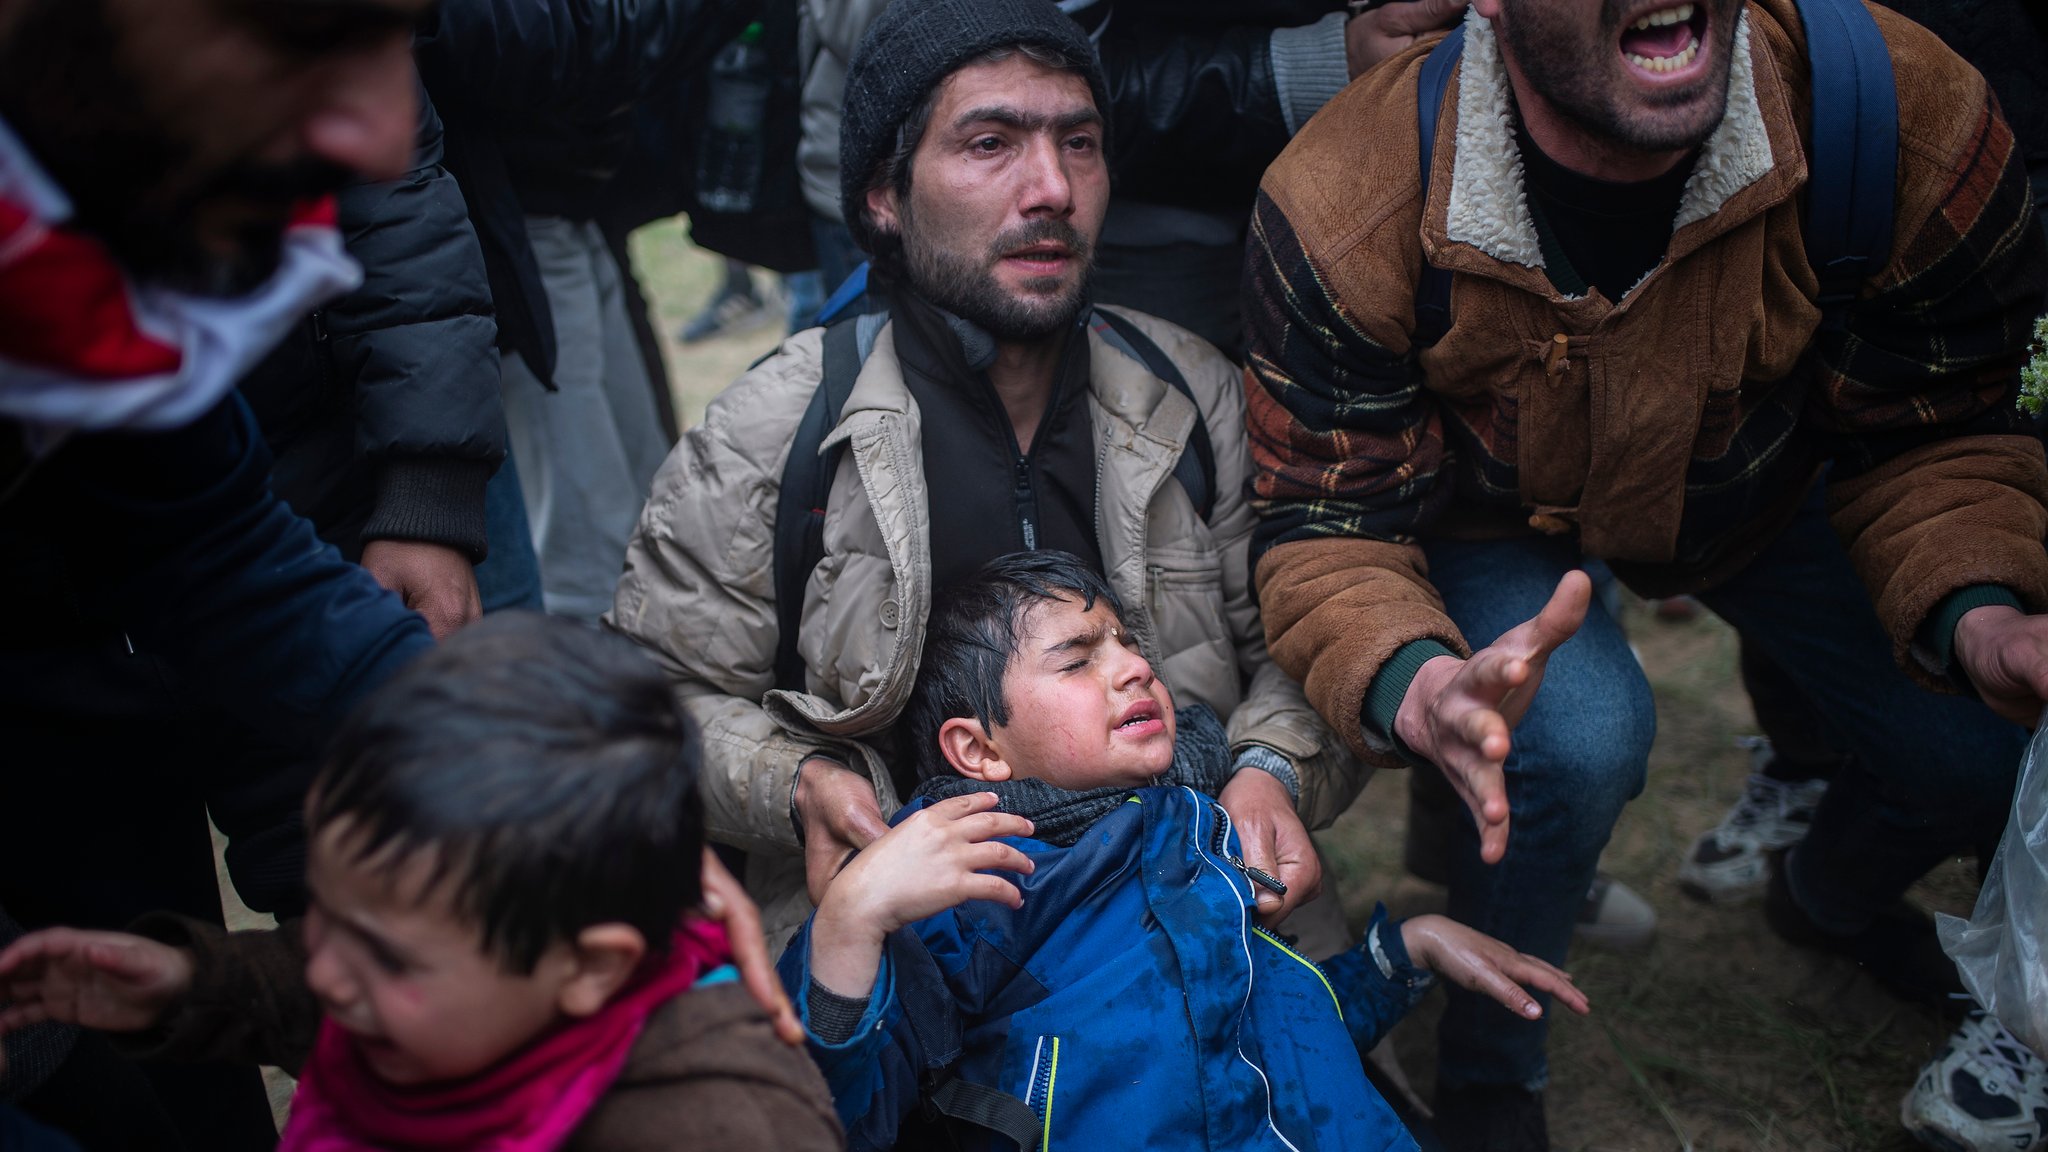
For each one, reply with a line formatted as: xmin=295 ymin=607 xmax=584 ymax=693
xmin=612 ymin=0 xmax=1363 ymax=969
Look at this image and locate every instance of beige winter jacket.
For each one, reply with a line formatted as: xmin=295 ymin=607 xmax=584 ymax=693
xmin=610 ymin=307 xmax=1360 ymax=944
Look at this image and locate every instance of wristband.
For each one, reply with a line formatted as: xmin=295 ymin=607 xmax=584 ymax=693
xmin=790 ymin=753 xmax=848 ymax=849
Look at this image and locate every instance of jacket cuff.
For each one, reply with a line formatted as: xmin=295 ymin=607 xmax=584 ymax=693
xmin=1230 ymin=744 xmax=1301 ymax=804
xmin=362 ymin=457 xmax=493 ymax=562
xmin=804 ymin=978 xmax=872 ymax=1045
xmin=1918 ymin=584 xmax=2024 ymax=678
xmin=1362 ymin=639 xmax=1458 ymax=744
xmin=119 ymin=912 xmax=230 ymax=1063
xmin=1363 ymin=904 xmax=1434 ymax=1007
xmin=798 ymin=938 xmax=894 ymax=1050
xmin=1270 ymin=13 xmax=1351 ymax=135
xmin=112 ymin=914 xmax=313 ymax=1069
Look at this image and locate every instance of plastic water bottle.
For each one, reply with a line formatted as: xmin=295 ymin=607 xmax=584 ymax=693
xmin=696 ymin=22 xmax=769 ymax=214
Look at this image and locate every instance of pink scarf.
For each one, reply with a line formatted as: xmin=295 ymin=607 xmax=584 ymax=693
xmin=279 ymin=921 xmax=731 ymax=1152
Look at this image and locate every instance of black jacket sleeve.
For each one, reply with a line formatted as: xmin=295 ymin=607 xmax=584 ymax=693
xmin=415 ymin=0 xmax=743 ymax=119
xmin=31 ymin=397 xmax=434 ymax=750
xmin=414 ymin=0 xmax=750 ymax=385
xmin=1089 ymin=2 xmax=1348 ymax=212
xmin=327 ymin=93 xmax=504 ymax=561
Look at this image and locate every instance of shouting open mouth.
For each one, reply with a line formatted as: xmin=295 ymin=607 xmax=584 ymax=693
xmin=1618 ymin=1 xmax=1710 ymax=80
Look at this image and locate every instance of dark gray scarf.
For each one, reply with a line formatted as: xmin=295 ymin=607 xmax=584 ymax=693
xmin=910 ymin=703 xmax=1233 ymax=846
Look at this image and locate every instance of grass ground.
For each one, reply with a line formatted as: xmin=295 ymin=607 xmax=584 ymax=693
xmin=224 ymin=223 xmax=1981 ymax=1149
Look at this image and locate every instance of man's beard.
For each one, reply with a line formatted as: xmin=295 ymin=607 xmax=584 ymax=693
xmin=1501 ymin=0 xmax=1740 ymax=154
xmin=901 ymin=214 xmax=1093 ymax=342
xmin=0 ymin=0 xmax=354 ymax=296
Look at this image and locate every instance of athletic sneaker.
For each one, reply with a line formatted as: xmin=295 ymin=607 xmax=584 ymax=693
xmin=1902 ymin=1009 xmax=2048 ymax=1152
xmin=678 ymin=283 xmax=769 ymax=344
xmin=1679 ymin=738 xmax=1828 ymax=903
xmin=1576 ymin=873 xmax=1656 ymax=952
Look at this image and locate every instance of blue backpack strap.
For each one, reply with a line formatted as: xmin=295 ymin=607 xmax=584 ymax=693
xmin=1791 ymin=0 xmax=1897 ymax=329
xmin=814 ymin=261 xmax=871 ymax=327
xmin=773 ymin=315 xmax=866 ymax=692
xmin=1090 ymin=308 xmax=1216 ymax=521
xmin=1413 ymin=26 xmax=1465 ymax=348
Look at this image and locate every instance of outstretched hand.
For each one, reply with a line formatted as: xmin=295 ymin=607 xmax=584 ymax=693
xmin=0 ymin=927 xmax=195 ymax=1037
xmin=1399 ymin=914 xmax=1589 ymax=1020
xmin=1393 ymin=571 xmax=1590 ymax=863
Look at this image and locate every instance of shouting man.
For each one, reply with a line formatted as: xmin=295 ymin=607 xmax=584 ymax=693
xmin=1242 ymin=0 xmax=2048 ymax=1145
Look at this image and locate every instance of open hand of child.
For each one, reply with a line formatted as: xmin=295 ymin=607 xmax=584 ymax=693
xmin=809 ymin=793 xmax=1035 ymax=999
xmin=0 ymin=927 xmax=195 ymax=1037
xmin=1398 ymin=914 xmax=1590 ymax=1021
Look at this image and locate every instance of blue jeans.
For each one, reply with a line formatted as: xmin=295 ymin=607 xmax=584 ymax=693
xmin=810 ymin=215 xmax=864 ymax=303
xmin=474 ymin=454 xmax=543 ymax=613
xmin=1424 ymin=486 xmax=2023 ymax=1092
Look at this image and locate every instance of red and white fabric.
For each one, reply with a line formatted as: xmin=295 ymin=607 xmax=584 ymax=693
xmin=0 ymin=116 xmax=360 ymax=442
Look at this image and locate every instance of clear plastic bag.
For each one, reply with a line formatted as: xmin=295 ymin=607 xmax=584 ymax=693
xmin=1937 ymin=709 xmax=2048 ymax=1058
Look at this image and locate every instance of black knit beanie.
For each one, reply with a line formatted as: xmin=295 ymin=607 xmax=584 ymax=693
xmin=838 ymin=0 xmax=1108 ymax=248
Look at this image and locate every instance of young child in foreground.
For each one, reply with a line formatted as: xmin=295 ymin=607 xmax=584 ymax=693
xmin=0 ymin=614 xmax=840 ymax=1152
xmin=781 ymin=552 xmax=1591 ymax=1152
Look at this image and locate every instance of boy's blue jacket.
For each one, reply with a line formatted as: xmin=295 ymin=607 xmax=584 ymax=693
xmin=779 ymin=785 xmax=1428 ymax=1152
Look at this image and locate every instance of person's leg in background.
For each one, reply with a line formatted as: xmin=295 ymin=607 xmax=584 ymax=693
xmin=810 ymin=214 xmax=863 ymax=301
xmin=1697 ymin=484 xmax=2025 ymax=1000
xmin=587 ymin=220 xmax=671 ymax=509
xmin=1678 ymin=633 xmax=1846 ymax=902
xmin=601 ymin=221 xmax=681 ymax=446
xmin=782 ymin=270 xmax=823 ymax=333
xmin=472 ymin=453 xmax=544 ymax=614
xmin=1421 ymin=534 xmax=1657 ymax=1151
xmin=499 ymin=216 xmax=669 ymax=622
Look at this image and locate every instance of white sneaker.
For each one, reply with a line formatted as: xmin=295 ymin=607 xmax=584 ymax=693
xmin=1902 ymin=1010 xmax=2048 ymax=1152
xmin=1678 ymin=738 xmax=1829 ymax=903
xmin=1574 ymin=873 xmax=1656 ymax=952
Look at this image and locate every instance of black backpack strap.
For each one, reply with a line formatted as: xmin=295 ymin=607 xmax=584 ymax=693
xmin=773 ymin=317 xmax=864 ymax=692
xmin=1090 ymin=308 xmax=1216 ymax=521
xmin=1413 ymin=25 xmax=1465 ymax=348
xmin=1791 ymin=0 xmax=1897 ymax=329
xmin=924 ymin=1077 xmax=1043 ymax=1152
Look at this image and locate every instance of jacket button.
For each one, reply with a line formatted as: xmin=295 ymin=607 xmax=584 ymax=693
xmin=879 ymin=600 xmax=900 ymax=628
xmin=1527 ymin=513 xmax=1572 ymax=535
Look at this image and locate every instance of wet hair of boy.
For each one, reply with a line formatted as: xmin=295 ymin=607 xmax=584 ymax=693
xmin=905 ymin=550 xmax=1124 ymax=782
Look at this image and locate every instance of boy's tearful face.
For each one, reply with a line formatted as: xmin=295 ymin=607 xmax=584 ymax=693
xmin=300 ymin=821 xmax=585 ymax=1086
xmin=986 ymin=596 xmax=1178 ymax=790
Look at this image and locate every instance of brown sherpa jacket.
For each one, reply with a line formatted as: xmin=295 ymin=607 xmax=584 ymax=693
xmin=1243 ymin=0 xmax=2048 ymax=767
xmin=118 ymin=916 xmax=843 ymax=1152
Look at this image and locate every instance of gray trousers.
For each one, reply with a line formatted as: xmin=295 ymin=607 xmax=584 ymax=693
xmin=500 ymin=216 xmax=670 ymax=621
